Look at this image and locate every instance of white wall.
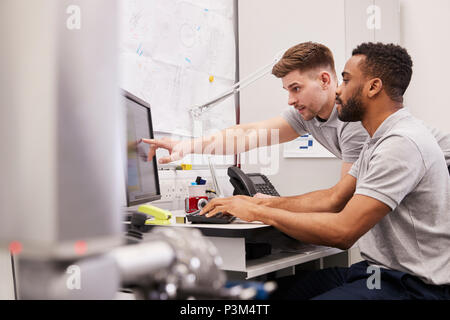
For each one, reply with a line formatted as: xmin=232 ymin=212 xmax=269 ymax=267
xmin=238 ymin=0 xmax=345 ymax=196
xmin=400 ymin=0 xmax=450 ymax=132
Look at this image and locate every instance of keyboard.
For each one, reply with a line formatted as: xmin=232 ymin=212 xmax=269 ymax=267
xmin=186 ymin=210 xmax=236 ymax=224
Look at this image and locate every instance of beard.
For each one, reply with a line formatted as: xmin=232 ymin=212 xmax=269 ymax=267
xmin=337 ymin=86 xmax=365 ymax=122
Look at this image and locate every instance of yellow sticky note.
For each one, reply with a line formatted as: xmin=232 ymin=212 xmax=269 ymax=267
xmin=209 ymin=75 xmax=214 ymax=83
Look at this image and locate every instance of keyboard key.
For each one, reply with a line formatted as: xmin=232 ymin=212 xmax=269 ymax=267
xmin=186 ymin=210 xmax=235 ymax=224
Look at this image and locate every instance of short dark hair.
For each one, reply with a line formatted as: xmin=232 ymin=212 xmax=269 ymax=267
xmin=272 ymin=42 xmax=336 ymax=78
xmin=352 ymin=42 xmax=413 ymax=102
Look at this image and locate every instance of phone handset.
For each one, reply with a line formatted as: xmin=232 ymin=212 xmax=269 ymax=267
xmin=227 ymin=166 xmax=258 ymax=196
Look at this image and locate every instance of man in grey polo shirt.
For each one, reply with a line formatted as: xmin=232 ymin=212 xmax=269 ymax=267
xmin=202 ymin=43 xmax=450 ymax=299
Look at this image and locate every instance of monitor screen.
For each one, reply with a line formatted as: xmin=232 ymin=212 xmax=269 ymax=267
xmin=124 ymin=90 xmax=161 ymax=206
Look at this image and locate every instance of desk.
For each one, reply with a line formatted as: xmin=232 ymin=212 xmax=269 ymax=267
xmin=141 ymin=210 xmax=344 ymax=279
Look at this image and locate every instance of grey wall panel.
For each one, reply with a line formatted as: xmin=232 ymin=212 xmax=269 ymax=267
xmin=345 ymin=0 xmax=400 ymax=58
xmin=345 ymin=0 xmax=375 ymax=58
xmin=238 ymin=0 xmax=345 ymax=196
xmin=374 ymin=0 xmax=400 ymax=44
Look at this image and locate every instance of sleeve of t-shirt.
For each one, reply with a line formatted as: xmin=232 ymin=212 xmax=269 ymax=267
xmin=339 ymin=122 xmax=369 ymax=163
xmin=420 ymin=121 xmax=450 ymax=167
xmin=354 ymin=135 xmax=426 ymax=211
xmin=281 ymin=108 xmax=307 ymax=136
xmin=348 ymin=155 xmax=361 ymax=178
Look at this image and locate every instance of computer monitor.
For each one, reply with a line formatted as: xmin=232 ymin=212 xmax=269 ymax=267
xmin=123 ymin=90 xmax=161 ymax=206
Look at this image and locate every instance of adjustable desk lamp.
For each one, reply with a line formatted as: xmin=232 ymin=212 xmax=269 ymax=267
xmin=189 ymin=51 xmax=284 ymax=196
xmin=189 ymin=51 xmax=284 ymax=119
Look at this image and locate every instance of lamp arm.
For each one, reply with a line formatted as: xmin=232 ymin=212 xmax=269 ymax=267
xmin=190 ymin=52 xmax=283 ymax=118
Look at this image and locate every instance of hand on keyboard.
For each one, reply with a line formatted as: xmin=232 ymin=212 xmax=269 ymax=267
xmin=199 ymin=196 xmax=262 ymax=223
xmin=186 ymin=210 xmax=236 ymax=224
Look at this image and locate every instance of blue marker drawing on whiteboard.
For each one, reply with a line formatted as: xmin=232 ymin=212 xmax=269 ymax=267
xmin=185 ymin=57 xmax=191 ymax=63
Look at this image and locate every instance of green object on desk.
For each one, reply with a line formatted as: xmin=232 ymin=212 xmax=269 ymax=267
xmin=138 ymin=204 xmax=172 ymax=225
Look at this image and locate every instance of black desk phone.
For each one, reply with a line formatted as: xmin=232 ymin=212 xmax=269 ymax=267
xmin=227 ymin=166 xmax=280 ymax=197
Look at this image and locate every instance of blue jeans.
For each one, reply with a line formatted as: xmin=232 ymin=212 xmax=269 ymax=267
xmin=269 ymin=261 xmax=450 ymax=300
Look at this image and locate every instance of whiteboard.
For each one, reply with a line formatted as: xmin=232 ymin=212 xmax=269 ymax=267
xmin=119 ymin=0 xmax=237 ymax=138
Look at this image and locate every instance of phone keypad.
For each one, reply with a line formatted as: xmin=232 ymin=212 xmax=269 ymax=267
xmin=254 ymin=175 xmax=280 ymax=197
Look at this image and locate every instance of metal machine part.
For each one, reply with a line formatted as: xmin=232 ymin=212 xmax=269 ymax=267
xmin=121 ymin=227 xmax=227 ymax=300
xmin=16 ymin=227 xmax=229 ymax=300
xmin=0 ymin=0 xmax=123 ymax=260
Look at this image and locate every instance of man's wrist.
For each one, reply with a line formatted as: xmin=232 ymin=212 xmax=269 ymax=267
xmin=259 ymin=197 xmax=278 ymax=207
xmin=252 ymin=204 xmax=274 ymax=225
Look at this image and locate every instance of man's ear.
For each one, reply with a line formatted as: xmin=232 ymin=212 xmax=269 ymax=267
xmin=319 ymin=71 xmax=332 ymax=89
xmin=367 ymin=78 xmax=383 ymax=98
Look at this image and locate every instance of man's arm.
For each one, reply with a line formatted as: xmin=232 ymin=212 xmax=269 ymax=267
xmin=141 ymin=116 xmax=299 ymax=164
xmin=251 ymin=174 xmax=357 ymax=213
xmin=201 ymin=192 xmax=391 ymax=250
xmin=258 ymin=194 xmax=391 ymax=249
xmin=340 ymin=162 xmax=353 ymax=179
xmin=253 ymin=160 xmax=354 ymax=199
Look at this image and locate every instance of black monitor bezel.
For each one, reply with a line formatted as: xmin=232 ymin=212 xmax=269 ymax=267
xmin=123 ymin=89 xmax=161 ymax=206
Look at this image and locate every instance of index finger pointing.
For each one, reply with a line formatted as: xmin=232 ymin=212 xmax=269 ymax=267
xmin=141 ymin=138 xmax=171 ymax=149
xmin=141 ymin=138 xmax=156 ymax=145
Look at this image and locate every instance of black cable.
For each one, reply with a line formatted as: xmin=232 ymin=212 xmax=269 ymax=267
xmin=10 ymin=253 xmax=18 ymax=300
